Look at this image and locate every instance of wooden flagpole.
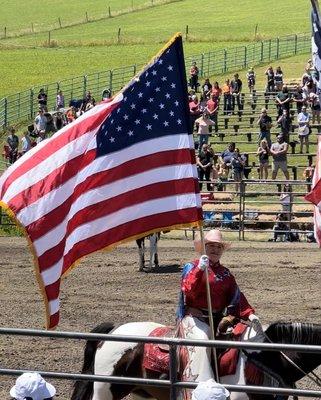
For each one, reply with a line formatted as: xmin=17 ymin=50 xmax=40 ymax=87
xmin=199 ymin=226 xmax=220 ymax=383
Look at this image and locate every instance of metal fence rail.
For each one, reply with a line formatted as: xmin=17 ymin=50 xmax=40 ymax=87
xmin=1 ymin=327 xmax=321 ymax=398
xmin=0 ymin=32 xmax=311 ymax=129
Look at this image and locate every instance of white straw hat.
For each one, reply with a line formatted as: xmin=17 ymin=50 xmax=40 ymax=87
xmin=10 ymin=372 xmax=56 ymax=400
xmin=192 ymin=379 xmax=230 ymax=400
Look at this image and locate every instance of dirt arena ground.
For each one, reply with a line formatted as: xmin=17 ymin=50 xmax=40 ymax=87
xmin=1 ymin=234 xmax=320 ymax=398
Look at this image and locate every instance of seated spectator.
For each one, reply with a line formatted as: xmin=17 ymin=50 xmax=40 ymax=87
xmin=265 ymin=66 xmax=275 ymax=93
xmin=37 ymin=88 xmax=48 ymax=111
xmin=206 ymin=94 xmax=219 ymax=132
xmin=10 ymin=372 xmax=56 ymax=399
xmin=309 ymin=91 xmax=321 ymax=125
xmin=257 ymin=107 xmax=272 ymax=147
xmin=280 ymin=183 xmax=293 ymax=223
xmin=275 ymin=85 xmax=291 ymax=119
xmin=297 ymin=105 xmax=310 ymax=153
xmin=202 ymin=78 xmax=212 ymax=99
xmin=102 ymin=88 xmax=112 ymax=100
xmin=277 ymin=109 xmax=292 ymax=143
xmin=274 ymin=66 xmax=284 ymax=91
xmin=270 ymin=134 xmax=290 ymax=180
xmin=36 ymin=130 xmax=47 ymax=144
xmin=197 ymin=143 xmax=213 ymax=192
xmin=80 ymin=91 xmax=96 ymax=113
xmin=292 ymin=85 xmax=305 ymax=114
xmin=246 ymin=67 xmax=256 ymax=93
xmin=257 ymin=139 xmax=270 ymax=179
xmin=222 ymin=79 xmax=232 ymax=115
xmin=56 ymin=90 xmax=65 ymax=109
xmin=189 ymin=61 xmax=199 ymax=92
xmin=34 ymin=109 xmax=47 ymax=133
xmin=271 ymin=213 xmax=291 ymax=242
xmin=211 ymin=81 xmax=222 ymax=100
xmin=6 ymin=127 xmax=19 ymax=164
xmin=195 ymin=113 xmax=215 ymax=146
xmin=219 ymin=142 xmax=236 ymax=171
xmin=21 ymin=131 xmax=32 ymax=154
xmin=66 ymin=106 xmax=77 ymax=124
xmin=192 ymin=379 xmax=230 ymax=400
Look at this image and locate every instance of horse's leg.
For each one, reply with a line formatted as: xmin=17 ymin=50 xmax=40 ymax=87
xmin=136 ymin=238 xmax=145 ymax=271
xmin=148 ymin=233 xmax=158 ymax=269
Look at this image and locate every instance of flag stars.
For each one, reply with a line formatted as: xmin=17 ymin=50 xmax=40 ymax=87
xmin=155 ymin=87 xmax=161 ymax=92
xmin=174 ymin=101 xmax=179 ymax=106
xmin=158 ymin=59 xmax=163 ymax=65
xmin=164 ymin=121 xmax=169 ymax=127
xmin=123 ymin=114 xmax=129 ymax=120
xmin=168 ymin=65 xmax=173 ymax=71
xmin=165 ymin=93 xmax=171 ymax=99
xmin=177 ymin=119 xmax=182 ymax=125
xmin=117 ymin=108 xmax=121 ymax=113
xmin=123 ymin=96 xmax=127 ymax=102
xmin=116 ymin=126 xmax=122 ymax=132
xmin=138 ymin=92 xmax=143 ymax=98
xmin=110 ymin=119 xmax=114 ymax=124
xmin=171 ymin=83 xmax=176 ymax=89
xmin=109 ymin=137 xmax=115 ymax=143
xmin=135 ymin=119 xmax=141 ymax=125
xmin=152 ymin=70 xmax=157 ymax=76
xmin=145 ymin=81 xmax=151 ymax=87
xmin=161 ymin=76 xmax=167 ymax=82
xmin=146 ymin=124 xmax=152 ymax=130
xmin=127 ymin=130 xmax=134 ymax=136
xmin=169 ymin=111 xmax=174 ymax=117
xmin=141 ymin=108 xmax=147 ymax=114
xmin=131 ymin=103 xmax=136 ymax=109
xmin=148 ymin=97 xmax=154 ymax=103
xmin=153 ymin=113 xmax=159 ymax=120
xmin=159 ymin=103 xmax=165 ymax=109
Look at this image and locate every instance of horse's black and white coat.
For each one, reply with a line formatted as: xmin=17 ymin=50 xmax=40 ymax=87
xmin=136 ymin=232 xmax=160 ymax=271
xmin=71 ymin=321 xmax=321 ymax=400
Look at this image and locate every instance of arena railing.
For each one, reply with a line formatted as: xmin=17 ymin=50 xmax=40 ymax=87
xmin=0 ymin=32 xmax=310 ymax=130
xmin=1 ymin=326 xmax=321 ymax=398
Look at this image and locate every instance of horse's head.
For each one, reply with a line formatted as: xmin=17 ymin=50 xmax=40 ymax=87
xmin=260 ymin=322 xmax=321 ymax=384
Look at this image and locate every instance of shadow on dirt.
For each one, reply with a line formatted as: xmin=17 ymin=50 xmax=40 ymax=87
xmin=143 ymin=264 xmax=181 ymax=274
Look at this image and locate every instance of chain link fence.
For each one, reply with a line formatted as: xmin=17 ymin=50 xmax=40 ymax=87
xmin=0 ymin=33 xmax=311 ymax=129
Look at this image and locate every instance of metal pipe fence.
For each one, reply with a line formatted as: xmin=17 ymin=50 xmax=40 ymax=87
xmin=0 ymin=33 xmax=311 ymax=130
xmin=1 ymin=327 xmax=321 ymax=398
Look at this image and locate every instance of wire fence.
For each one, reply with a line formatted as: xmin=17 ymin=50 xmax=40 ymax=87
xmin=0 ymin=32 xmax=311 ymax=130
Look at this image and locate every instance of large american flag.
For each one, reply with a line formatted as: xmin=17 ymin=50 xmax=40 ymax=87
xmin=0 ymin=34 xmax=202 ymax=329
xmin=305 ymin=136 xmax=321 ymax=246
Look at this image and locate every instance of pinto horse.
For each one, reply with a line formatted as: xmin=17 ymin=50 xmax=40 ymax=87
xmin=71 ymin=321 xmax=321 ymax=400
xmin=136 ymin=233 xmax=160 ymax=272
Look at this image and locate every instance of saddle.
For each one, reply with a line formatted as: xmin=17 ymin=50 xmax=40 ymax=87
xmin=142 ymin=323 xmax=248 ymax=377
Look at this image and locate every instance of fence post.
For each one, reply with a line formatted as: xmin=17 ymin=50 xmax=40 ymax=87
xmin=200 ymin=53 xmax=204 ymax=77
xmin=276 ymin=37 xmax=280 ymax=59
xmin=83 ymin=75 xmax=87 ymax=97
xmin=108 ymin=6 xmax=111 ymax=17
xmin=109 ymin=70 xmax=113 ymax=94
xmin=240 ymin=180 xmax=246 ymax=241
xmin=244 ymin=46 xmax=247 ymax=68
xmin=223 ymin=49 xmax=227 ymax=73
xmin=4 ymin=97 xmax=8 ymax=128
xmin=133 ymin=64 xmax=137 ymax=77
xmin=30 ymin=89 xmax=34 ymax=119
xmin=294 ymin=34 xmax=298 ymax=55
xmin=169 ymin=345 xmax=177 ymax=400
xmin=4 ymin=26 xmax=6 ymax=38
xmin=260 ymin=41 xmax=264 ymax=62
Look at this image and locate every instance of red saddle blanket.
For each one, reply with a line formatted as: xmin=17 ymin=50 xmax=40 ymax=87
xmin=143 ymin=323 xmax=248 ymax=377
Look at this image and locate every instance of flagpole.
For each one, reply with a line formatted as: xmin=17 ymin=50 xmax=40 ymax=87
xmin=199 ymin=226 xmax=220 ymax=383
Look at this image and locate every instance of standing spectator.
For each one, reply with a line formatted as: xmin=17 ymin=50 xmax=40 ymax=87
xmin=309 ymin=91 xmax=321 ymax=125
xmin=274 ymin=66 xmax=284 ymax=91
xmin=211 ymin=81 xmax=222 ymax=100
xmin=275 ymin=85 xmax=291 ymax=118
xmin=297 ymin=105 xmax=310 ymax=153
xmin=257 ymin=139 xmax=270 ymax=179
xmin=219 ymin=142 xmax=236 ymax=175
xmin=277 ymin=109 xmax=292 ymax=143
xmin=280 ymin=183 xmax=293 ymax=222
xmin=6 ymin=127 xmax=19 ymax=164
xmin=222 ymin=79 xmax=232 ymax=114
xmin=301 ymin=68 xmax=313 ymax=86
xmin=265 ymin=66 xmax=275 ymax=93
xmin=195 ymin=113 xmax=215 ymax=146
xmin=302 ymin=80 xmax=314 ymax=101
xmin=206 ymin=94 xmax=219 ymax=132
xmin=197 ymin=143 xmax=213 ymax=191
xmin=303 ymin=158 xmax=314 ymax=192
xmin=189 ymin=95 xmax=201 ymax=132
xmin=10 ymin=372 xmax=56 ymax=399
xmin=21 ymin=131 xmax=32 ymax=154
xmin=56 ymin=90 xmax=65 ymax=109
xmin=230 ymin=73 xmax=242 ymax=112
xmin=270 ymin=134 xmax=290 ymax=180
xmin=246 ymin=67 xmax=256 ymax=93
xmin=231 ymin=147 xmax=245 ymax=191
xmin=217 ymin=162 xmax=229 ymax=191
xmin=34 ymin=109 xmax=47 ymax=133
xmin=292 ymin=85 xmax=305 ymax=114
xmin=202 ymin=78 xmax=212 ymax=99
xmin=189 ymin=61 xmax=199 ymax=92
xmin=37 ymin=88 xmax=48 ymax=111
xmin=257 ymin=108 xmax=272 ymax=146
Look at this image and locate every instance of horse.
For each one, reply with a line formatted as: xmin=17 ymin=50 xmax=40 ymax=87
xmin=71 ymin=321 xmax=321 ymax=400
xmin=136 ymin=233 xmax=160 ymax=272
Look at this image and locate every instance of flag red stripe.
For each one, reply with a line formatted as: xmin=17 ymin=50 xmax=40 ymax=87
xmin=25 ymin=149 xmax=195 ymax=240
xmin=37 ymin=177 xmax=198 ymax=270
xmin=1 ymin=102 xmax=119 ymax=197
xmin=45 ymin=279 xmax=61 ymax=302
xmin=48 ymin=312 xmax=60 ymax=330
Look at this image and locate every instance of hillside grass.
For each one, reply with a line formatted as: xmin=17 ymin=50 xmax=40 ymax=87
xmin=0 ymin=0 xmax=311 ymax=97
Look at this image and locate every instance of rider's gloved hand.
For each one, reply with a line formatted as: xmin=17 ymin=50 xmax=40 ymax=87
xmin=249 ymin=314 xmax=262 ymax=330
xmin=197 ymin=255 xmax=209 ymax=271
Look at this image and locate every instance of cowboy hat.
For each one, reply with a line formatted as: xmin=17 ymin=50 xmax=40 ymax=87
xmin=192 ymin=379 xmax=230 ymax=400
xmin=10 ymin=372 xmax=56 ymax=400
xmin=194 ymin=229 xmax=231 ymax=254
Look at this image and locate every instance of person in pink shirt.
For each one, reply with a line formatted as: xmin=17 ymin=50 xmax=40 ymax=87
xmin=206 ymin=95 xmax=219 ymax=132
xmin=195 ymin=113 xmax=215 ymax=146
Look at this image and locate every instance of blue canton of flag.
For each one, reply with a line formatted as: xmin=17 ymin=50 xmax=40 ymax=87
xmin=96 ymin=37 xmax=191 ymax=156
xmin=311 ymin=0 xmax=321 ymax=91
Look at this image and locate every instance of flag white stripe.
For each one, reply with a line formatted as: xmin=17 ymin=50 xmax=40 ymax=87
xmin=33 ymin=163 xmax=198 ymax=257
xmin=48 ymin=298 xmax=60 ymax=315
xmin=17 ymin=134 xmax=192 ymax=226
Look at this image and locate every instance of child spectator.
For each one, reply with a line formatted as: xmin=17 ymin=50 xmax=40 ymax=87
xmin=217 ymin=163 xmax=229 ymax=191
xmin=56 ymin=90 xmax=65 ymax=109
xmin=6 ymin=127 xmax=19 ymax=164
xmin=246 ymin=67 xmax=256 ymax=93
xmin=297 ymin=105 xmax=310 ymax=154
xmin=202 ymin=78 xmax=212 ymax=99
xmin=66 ymin=106 xmax=77 ymax=123
xmin=303 ymin=160 xmax=315 ymax=192
xmin=189 ymin=61 xmax=199 ymax=92
xmin=257 ymin=139 xmax=270 ymax=179
xmin=222 ymin=79 xmax=232 ymax=114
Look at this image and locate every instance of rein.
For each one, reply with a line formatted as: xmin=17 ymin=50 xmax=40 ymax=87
xmin=246 ymin=322 xmax=321 ymax=388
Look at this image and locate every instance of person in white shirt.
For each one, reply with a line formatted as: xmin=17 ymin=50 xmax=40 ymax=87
xmin=297 ymin=105 xmax=310 ymax=154
xmin=21 ymin=131 xmax=32 ymax=154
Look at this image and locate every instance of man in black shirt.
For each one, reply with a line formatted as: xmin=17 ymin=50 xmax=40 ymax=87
xmin=275 ymin=85 xmax=292 ymax=118
xmin=230 ymin=73 xmax=243 ymax=112
xmin=257 ymin=108 xmax=272 ymax=146
xmin=196 ymin=143 xmax=213 ymax=191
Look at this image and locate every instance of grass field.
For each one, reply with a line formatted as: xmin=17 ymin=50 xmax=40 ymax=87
xmin=0 ymin=0 xmax=312 ymax=97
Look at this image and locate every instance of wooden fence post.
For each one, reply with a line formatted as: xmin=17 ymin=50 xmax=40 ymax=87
xmin=48 ymin=31 xmax=51 ymax=46
xmin=31 ymin=23 xmax=34 ymax=33
xmin=85 ymin=11 xmax=89 ymax=22
xmin=4 ymin=27 xmax=6 ymax=38
xmin=185 ymin=25 xmax=189 ymax=41
xmin=108 ymin=6 xmax=111 ymax=17
xmin=117 ymin=27 xmax=121 ymax=43
xmin=58 ymin=17 xmax=62 ymax=28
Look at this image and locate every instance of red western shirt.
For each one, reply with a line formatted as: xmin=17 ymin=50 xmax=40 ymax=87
xmin=181 ymin=260 xmax=254 ymax=319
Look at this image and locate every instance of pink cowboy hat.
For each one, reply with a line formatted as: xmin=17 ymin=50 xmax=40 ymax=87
xmin=194 ymin=229 xmax=231 ymax=254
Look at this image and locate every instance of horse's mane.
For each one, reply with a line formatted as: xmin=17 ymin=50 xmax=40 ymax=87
xmin=265 ymin=321 xmax=321 ymax=346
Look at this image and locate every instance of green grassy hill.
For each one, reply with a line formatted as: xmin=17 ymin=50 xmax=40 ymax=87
xmin=0 ymin=0 xmax=312 ymax=96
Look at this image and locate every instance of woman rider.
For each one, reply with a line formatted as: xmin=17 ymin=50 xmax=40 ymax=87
xmin=177 ymin=229 xmax=261 ymax=382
